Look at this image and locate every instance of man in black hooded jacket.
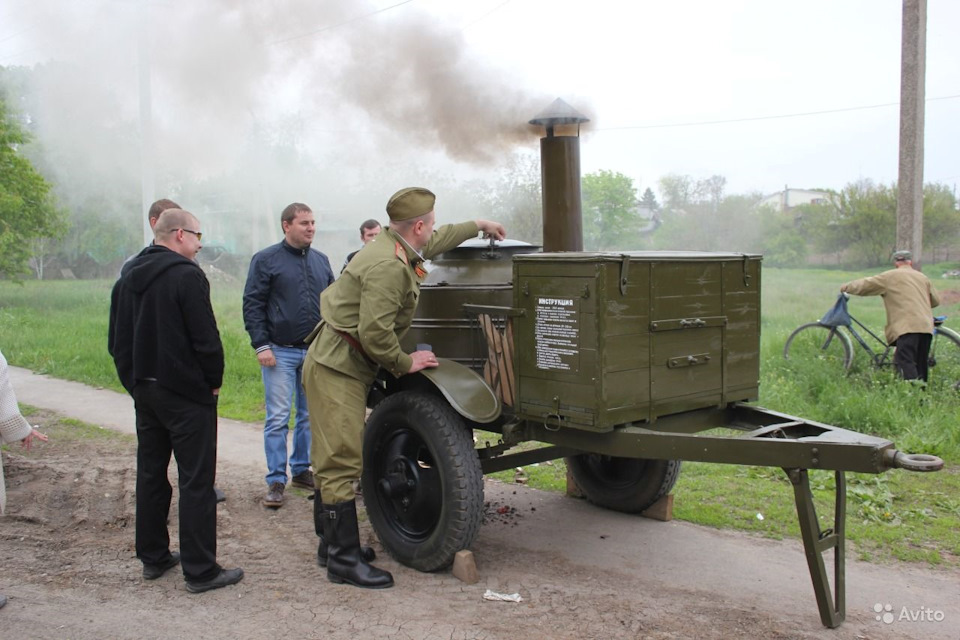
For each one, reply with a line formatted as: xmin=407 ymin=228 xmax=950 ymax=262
xmin=109 ymin=208 xmax=243 ymax=594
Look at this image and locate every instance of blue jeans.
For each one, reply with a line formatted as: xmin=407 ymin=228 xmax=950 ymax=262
xmin=261 ymin=345 xmax=311 ymax=486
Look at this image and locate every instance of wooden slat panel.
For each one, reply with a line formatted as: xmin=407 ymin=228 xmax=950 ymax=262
xmin=478 ymin=313 xmax=514 ymax=406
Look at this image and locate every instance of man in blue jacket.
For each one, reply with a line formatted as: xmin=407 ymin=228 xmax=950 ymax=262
xmin=243 ymin=203 xmax=335 ymax=508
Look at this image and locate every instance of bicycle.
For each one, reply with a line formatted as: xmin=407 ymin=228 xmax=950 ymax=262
xmin=783 ymin=293 xmax=960 ymax=389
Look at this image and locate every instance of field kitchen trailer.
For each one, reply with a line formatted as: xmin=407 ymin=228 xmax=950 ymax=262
xmin=360 ymin=100 xmax=942 ymax=628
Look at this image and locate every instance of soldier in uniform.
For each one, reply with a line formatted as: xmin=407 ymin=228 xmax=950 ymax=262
xmin=303 ymin=187 xmax=505 ymax=589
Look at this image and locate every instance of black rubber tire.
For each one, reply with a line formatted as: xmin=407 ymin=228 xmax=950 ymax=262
xmin=361 ymin=391 xmax=484 ymax=572
xmin=929 ymin=326 xmax=960 ymax=391
xmin=565 ymin=454 xmax=682 ymax=514
xmin=783 ymin=322 xmax=854 ymax=370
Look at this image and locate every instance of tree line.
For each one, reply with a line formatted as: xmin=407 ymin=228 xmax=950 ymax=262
xmin=3 ymin=63 xmax=959 ymax=280
xmin=493 ymin=165 xmax=960 ymax=269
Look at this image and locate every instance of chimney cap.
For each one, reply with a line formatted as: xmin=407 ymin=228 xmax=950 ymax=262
xmin=529 ymin=98 xmax=590 ymax=127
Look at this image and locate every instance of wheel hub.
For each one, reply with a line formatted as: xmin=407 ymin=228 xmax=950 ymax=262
xmin=372 ymin=430 xmax=443 ymax=540
xmin=378 ymin=460 xmax=417 ymax=501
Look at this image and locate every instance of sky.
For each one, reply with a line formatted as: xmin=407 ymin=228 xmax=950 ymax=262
xmin=448 ymin=0 xmax=960 ymax=195
xmin=0 ymin=0 xmax=958 ymax=242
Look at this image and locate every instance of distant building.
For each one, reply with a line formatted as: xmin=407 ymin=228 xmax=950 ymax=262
xmin=636 ymin=204 xmax=660 ymax=234
xmin=758 ymin=187 xmax=835 ymax=213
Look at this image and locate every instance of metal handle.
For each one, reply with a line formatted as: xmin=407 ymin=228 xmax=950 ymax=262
xmin=544 ymin=413 xmax=563 ymax=432
xmin=667 ymin=353 xmax=711 ymax=368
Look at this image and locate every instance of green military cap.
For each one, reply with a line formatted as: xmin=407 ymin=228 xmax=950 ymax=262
xmin=892 ymin=250 xmax=912 ymax=262
xmin=386 ymin=187 xmax=435 ymax=221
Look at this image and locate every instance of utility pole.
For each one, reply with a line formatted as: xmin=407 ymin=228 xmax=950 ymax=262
xmin=896 ymin=0 xmax=926 ymax=264
xmin=138 ymin=0 xmax=156 ymax=245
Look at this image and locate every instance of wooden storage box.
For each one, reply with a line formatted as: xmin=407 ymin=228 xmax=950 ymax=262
xmin=512 ymin=252 xmax=761 ymax=432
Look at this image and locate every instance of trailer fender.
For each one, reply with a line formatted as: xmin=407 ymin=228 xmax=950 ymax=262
xmin=416 ymin=357 xmax=501 ymax=424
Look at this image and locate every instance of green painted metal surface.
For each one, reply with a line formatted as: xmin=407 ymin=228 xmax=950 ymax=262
xmin=402 ymin=239 xmax=538 ymax=370
xmin=417 ymin=357 xmax=501 ymax=424
xmin=512 ymin=252 xmax=762 ymax=432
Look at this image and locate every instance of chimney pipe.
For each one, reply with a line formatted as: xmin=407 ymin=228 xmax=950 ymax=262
xmin=529 ymin=99 xmax=590 ymax=252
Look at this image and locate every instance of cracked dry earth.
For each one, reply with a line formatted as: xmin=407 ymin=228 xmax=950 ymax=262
xmin=0 ymin=410 xmax=946 ymax=640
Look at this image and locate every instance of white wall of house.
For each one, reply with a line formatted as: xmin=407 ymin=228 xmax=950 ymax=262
xmin=758 ymin=188 xmax=834 ymax=212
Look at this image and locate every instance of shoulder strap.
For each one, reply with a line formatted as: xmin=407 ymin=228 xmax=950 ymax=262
xmin=394 ymin=242 xmax=409 ymax=265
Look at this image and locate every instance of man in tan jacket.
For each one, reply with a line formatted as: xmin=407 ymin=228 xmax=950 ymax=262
xmin=841 ymin=250 xmax=941 ymax=381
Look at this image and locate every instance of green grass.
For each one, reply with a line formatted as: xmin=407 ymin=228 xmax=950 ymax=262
xmin=475 ymin=431 xmax=570 ymax=491
xmin=2 ymin=265 xmax=960 ymax=566
xmin=0 ymin=278 xmax=265 ymax=421
xmin=490 ymin=461 xmax=568 ymax=492
xmin=673 ymin=463 xmax=960 ymax=565
xmin=0 ymin=280 xmax=119 ymax=389
xmin=760 ymin=264 xmax=960 ymax=461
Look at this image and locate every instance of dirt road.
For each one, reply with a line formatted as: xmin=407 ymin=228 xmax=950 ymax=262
xmin=2 ymin=368 xmax=958 ymax=639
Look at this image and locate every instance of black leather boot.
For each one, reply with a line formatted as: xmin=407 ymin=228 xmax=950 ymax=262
xmin=314 ymin=490 xmax=375 ymax=568
xmin=323 ymin=500 xmax=393 ymax=589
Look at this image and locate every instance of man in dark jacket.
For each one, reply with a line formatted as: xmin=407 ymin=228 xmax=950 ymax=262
xmin=243 ymin=202 xmax=335 ymax=508
xmin=121 ymin=197 xmax=226 ymax=503
xmin=341 ymin=218 xmax=382 ymax=272
xmin=109 ymin=208 xmax=243 ymax=594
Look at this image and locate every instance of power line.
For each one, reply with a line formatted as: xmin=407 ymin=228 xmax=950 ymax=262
xmin=595 ymin=94 xmax=960 ymax=132
xmin=269 ymin=0 xmax=416 ymax=46
xmin=0 ymin=23 xmax=41 ymax=47
xmin=461 ymin=0 xmax=513 ymax=31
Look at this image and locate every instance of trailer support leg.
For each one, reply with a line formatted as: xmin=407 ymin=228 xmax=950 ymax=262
xmin=787 ymin=468 xmax=846 ymax=628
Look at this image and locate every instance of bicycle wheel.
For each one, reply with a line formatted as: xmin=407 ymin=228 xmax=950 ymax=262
xmin=783 ymin=323 xmax=854 ymax=370
xmin=928 ymin=326 xmax=960 ymax=391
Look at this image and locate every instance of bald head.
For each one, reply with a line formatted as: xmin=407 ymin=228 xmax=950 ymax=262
xmin=154 ymin=209 xmax=203 ymax=260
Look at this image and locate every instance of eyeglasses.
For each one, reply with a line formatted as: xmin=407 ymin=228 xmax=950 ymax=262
xmin=178 ymin=228 xmax=203 ymax=241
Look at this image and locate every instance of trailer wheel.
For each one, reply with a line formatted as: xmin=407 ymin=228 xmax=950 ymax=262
xmin=362 ymin=391 xmax=484 ymax=572
xmin=565 ymin=455 xmax=681 ymax=514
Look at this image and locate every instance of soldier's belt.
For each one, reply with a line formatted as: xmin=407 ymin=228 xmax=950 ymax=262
xmin=332 ymin=328 xmax=377 ymax=367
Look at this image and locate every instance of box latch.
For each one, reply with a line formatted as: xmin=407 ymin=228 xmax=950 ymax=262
xmin=619 ymin=254 xmax=630 ymax=296
xmin=667 ymin=353 xmax=712 ymax=369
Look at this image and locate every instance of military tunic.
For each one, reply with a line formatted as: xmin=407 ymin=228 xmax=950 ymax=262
xmin=304 ymin=221 xmax=479 ymax=501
